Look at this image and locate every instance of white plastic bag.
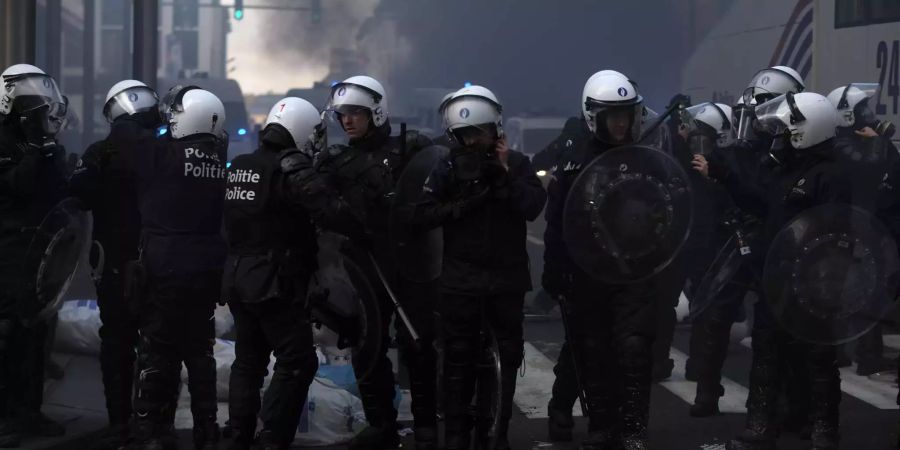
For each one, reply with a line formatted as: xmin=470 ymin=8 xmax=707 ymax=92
xmin=53 ymin=299 xmax=102 ymax=356
xmin=214 ymin=304 xmax=235 ymax=340
xmin=293 ymin=377 xmax=367 ymax=446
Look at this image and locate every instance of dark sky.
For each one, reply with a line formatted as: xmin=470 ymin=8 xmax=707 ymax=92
xmin=363 ymin=0 xmax=691 ymax=116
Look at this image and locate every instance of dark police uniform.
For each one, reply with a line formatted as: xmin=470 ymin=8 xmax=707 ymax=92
xmin=315 ymin=121 xmax=438 ymax=449
xmin=543 ymin=136 xmax=668 ymax=447
xmin=69 ymin=117 xmax=145 ymax=437
xmin=711 ymin=139 xmax=848 ymax=449
xmin=0 ymin=124 xmax=67 ymax=446
xmin=413 ymin=147 xmax=546 ymax=449
xmin=127 ymin=130 xmax=228 ymax=449
xmin=221 ymin=140 xmax=323 ymax=449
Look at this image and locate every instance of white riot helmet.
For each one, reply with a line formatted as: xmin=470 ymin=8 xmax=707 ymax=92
xmin=581 ymin=70 xmax=643 ymax=144
xmin=326 ymin=75 xmax=388 ymax=127
xmin=263 ymin=97 xmax=326 ymax=156
xmin=742 ymin=65 xmax=805 ymax=106
xmin=1 ymin=64 xmax=67 ymax=136
xmin=103 ymin=79 xmax=159 ymax=123
xmin=159 ymin=85 xmax=226 ymax=139
xmin=826 ymin=83 xmax=879 ymax=128
xmin=682 ymin=102 xmax=735 ymax=153
xmin=439 ymin=85 xmax=503 ymax=144
xmin=754 ymin=92 xmax=837 ymax=150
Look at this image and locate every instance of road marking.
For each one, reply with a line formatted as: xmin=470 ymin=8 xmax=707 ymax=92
xmin=514 ymin=342 xmax=583 ymax=418
xmin=514 ymin=343 xmax=750 ymax=418
xmin=740 ymin=338 xmax=899 ymax=410
xmin=659 ymin=348 xmax=748 ymax=413
xmin=527 ymin=235 xmax=544 ymax=246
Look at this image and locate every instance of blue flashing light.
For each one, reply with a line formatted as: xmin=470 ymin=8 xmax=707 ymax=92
xmin=464 ymin=82 xmax=472 ymax=87
xmin=237 ymin=128 xmax=247 ymax=136
xmin=226 ymin=161 xmax=232 ymax=168
xmin=158 ymin=127 xmax=167 ymax=136
xmin=234 ymin=9 xmax=244 ymax=20
xmin=330 ymin=80 xmax=339 ymax=87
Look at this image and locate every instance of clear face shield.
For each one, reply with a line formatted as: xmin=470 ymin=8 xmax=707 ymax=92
xmin=158 ymin=84 xmax=200 ymax=127
xmin=104 ymin=86 xmax=159 ymax=123
xmin=754 ymin=93 xmax=805 ymax=163
xmin=4 ymin=74 xmax=67 ymax=137
xmin=682 ymin=103 xmax=733 ymax=154
xmin=585 ymin=99 xmax=642 ymax=145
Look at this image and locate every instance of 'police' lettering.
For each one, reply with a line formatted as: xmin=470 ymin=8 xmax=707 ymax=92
xmin=225 ymin=168 xmax=262 ymax=202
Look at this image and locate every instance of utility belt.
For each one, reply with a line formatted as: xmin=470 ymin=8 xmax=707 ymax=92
xmin=222 ymin=248 xmax=315 ymax=305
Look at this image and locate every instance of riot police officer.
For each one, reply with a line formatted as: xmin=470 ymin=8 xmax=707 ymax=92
xmin=0 ymin=63 xmax=69 ymax=447
xmin=543 ymin=70 xmax=667 ymax=450
xmin=316 ymin=76 xmax=437 ymax=450
xmin=411 ymin=86 xmax=545 ymax=449
xmin=128 ymin=86 xmax=229 ymax=450
xmin=694 ymin=92 xmax=847 ymax=450
xmin=69 ymin=79 xmax=160 ymax=449
xmin=827 ymin=83 xmax=898 ymax=377
xmin=221 ymin=97 xmax=327 ymax=450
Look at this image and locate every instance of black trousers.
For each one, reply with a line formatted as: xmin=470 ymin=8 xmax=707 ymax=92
xmin=133 ymin=271 xmax=220 ymax=431
xmin=228 ymin=297 xmax=318 ymax=447
xmin=440 ymin=292 xmax=525 ymax=431
xmin=96 ymin=268 xmax=140 ymax=426
xmin=348 ymin=249 xmax=438 ymax=431
xmin=565 ymin=278 xmax=657 ymax=438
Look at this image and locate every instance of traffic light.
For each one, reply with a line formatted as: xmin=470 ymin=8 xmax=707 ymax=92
xmin=311 ymin=0 xmax=321 ymax=23
xmin=233 ymin=0 xmax=244 ymax=20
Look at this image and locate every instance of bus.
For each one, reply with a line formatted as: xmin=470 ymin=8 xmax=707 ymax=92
xmin=680 ymin=0 xmax=900 ymax=141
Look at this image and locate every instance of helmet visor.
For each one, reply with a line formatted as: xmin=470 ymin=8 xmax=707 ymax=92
xmin=586 ymin=102 xmax=642 ymax=144
xmin=104 ymin=86 xmax=159 ymax=122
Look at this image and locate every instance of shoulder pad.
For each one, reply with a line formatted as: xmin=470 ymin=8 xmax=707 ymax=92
xmin=326 ymin=144 xmax=351 ymax=158
xmin=278 ymin=148 xmax=313 ymax=174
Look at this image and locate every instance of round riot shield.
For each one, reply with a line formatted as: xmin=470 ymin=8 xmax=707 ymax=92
xmin=22 ymin=197 xmax=92 ymax=325
xmin=690 ymin=231 xmax=762 ymax=319
xmin=308 ymin=240 xmax=383 ymax=382
xmin=563 ymin=145 xmax=693 ymax=283
xmin=764 ymin=204 xmax=900 ymax=345
xmin=389 ymin=145 xmax=448 ymax=282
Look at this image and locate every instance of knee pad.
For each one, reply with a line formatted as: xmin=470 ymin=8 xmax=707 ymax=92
xmin=230 ymin=354 xmax=271 ymax=382
xmin=618 ymin=335 xmax=652 ymax=366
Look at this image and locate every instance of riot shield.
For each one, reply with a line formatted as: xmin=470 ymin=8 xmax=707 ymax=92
xmin=388 ymin=145 xmax=447 ymax=283
xmin=690 ymin=224 xmax=763 ymax=319
xmin=563 ymin=145 xmax=693 ymax=284
xmin=21 ymin=197 xmax=92 ymax=325
xmin=308 ymin=233 xmax=383 ymax=381
xmin=764 ymin=204 xmax=900 ymax=345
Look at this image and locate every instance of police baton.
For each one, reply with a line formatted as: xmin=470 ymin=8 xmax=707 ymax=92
xmin=367 ymin=251 xmax=422 ymax=347
xmin=556 ymin=293 xmax=589 ymax=417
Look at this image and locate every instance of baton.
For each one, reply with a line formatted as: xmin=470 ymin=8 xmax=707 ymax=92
xmin=367 ymin=251 xmax=422 ymax=345
xmin=556 ymin=293 xmax=589 ymax=417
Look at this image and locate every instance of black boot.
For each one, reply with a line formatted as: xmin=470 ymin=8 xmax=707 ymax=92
xmin=690 ymin=383 xmax=723 ymax=417
xmin=547 ymin=399 xmax=574 ymax=442
xmin=192 ymin=415 xmax=220 ymax=450
xmin=351 ymin=349 xmax=400 ymax=450
xmin=691 ymin=307 xmax=734 ymax=418
xmin=619 ymin=336 xmax=651 ymax=450
xmin=130 ymin=417 xmax=165 ymax=450
xmin=579 ymin=338 xmax=617 ymax=450
xmin=254 ymin=429 xmax=284 ymax=450
xmin=727 ymin=331 xmax=779 ymax=450
xmin=347 ymin=423 xmax=401 ymax=450
xmin=414 ymin=426 xmax=438 ymax=450
xmin=444 ymin=336 xmax=477 ymax=450
xmin=223 ymin=417 xmax=256 ymax=450
xmin=808 ymin=344 xmax=841 ymax=450
xmin=0 ymin=420 xmax=21 ymax=449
